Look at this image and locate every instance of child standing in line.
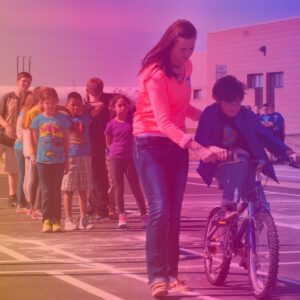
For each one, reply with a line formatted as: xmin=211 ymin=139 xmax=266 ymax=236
xmin=61 ymin=92 xmax=103 ymax=231
xmin=106 ymin=97 xmax=118 ymax=220
xmin=31 ymin=87 xmax=70 ymax=233
xmin=22 ymin=88 xmax=44 ymax=219
xmin=105 ymin=94 xmax=148 ymax=229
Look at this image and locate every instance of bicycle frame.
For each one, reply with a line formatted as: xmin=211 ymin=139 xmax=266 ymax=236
xmin=232 ymin=175 xmax=271 ymax=258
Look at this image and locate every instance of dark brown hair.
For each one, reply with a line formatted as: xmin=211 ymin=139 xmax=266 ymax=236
xmin=140 ymin=19 xmax=197 ymax=78
xmin=66 ymin=92 xmax=82 ymax=104
xmin=212 ymin=75 xmax=246 ymax=103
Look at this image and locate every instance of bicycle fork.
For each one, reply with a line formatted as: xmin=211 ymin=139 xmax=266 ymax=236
xmin=248 ymin=202 xmax=257 ymax=259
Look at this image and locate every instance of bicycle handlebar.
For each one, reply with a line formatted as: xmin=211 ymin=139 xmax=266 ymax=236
xmin=226 ymin=150 xmax=300 ymax=169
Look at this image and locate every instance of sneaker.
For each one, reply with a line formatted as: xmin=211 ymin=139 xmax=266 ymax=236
xmin=117 ymin=214 xmax=127 ymax=229
xmin=151 ymin=281 xmax=168 ymax=298
xmin=141 ymin=214 xmax=148 ymax=228
xmin=79 ymin=216 xmax=94 ymax=230
xmin=27 ymin=208 xmax=33 ymax=217
xmin=52 ymin=220 xmax=62 ymax=232
xmin=64 ymin=218 xmax=78 ymax=231
xmin=8 ymin=195 xmax=17 ymax=207
xmin=168 ymin=279 xmax=190 ymax=292
xmin=42 ymin=219 xmax=52 ymax=233
xmin=32 ymin=210 xmax=42 ymax=220
xmin=16 ymin=205 xmax=27 ymax=213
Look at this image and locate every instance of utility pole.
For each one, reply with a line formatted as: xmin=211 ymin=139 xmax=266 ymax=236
xmin=22 ymin=56 xmax=26 ymax=71
xmin=28 ymin=56 xmax=32 ymax=74
xmin=16 ymin=56 xmax=20 ymax=75
xmin=16 ymin=56 xmax=32 ymax=74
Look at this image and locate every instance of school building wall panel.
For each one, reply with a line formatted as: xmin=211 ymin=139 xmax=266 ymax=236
xmin=194 ymin=17 xmax=300 ymax=134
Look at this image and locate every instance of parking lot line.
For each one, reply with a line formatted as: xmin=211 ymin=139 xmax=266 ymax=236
xmin=0 ymin=245 xmax=32 ymax=261
xmin=47 ymin=270 xmax=124 ymax=300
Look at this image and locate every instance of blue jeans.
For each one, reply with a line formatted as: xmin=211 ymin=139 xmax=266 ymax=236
xmin=14 ymin=150 xmax=26 ymax=207
xmin=37 ymin=163 xmax=65 ymax=222
xmin=215 ymin=161 xmax=256 ymax=206
xmin=133 ymin=136 xmax=188 ymax=285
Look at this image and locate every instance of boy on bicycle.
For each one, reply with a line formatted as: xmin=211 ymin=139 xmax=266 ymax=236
xmin=195 ymin=75 xmax=296 ymax=216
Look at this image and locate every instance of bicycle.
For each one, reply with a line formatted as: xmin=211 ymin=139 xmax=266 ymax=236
xmin=203 ymin=155 xmax=299 ymax=299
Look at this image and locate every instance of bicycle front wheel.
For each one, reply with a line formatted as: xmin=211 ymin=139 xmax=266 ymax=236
xmin=204 ymin=207 xmax=232 ymax=285
xmin=248 ymin=211 xmax=279 ymax=299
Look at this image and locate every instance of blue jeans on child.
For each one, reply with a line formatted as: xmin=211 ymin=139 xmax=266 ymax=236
xmin=37 ymin=163 xmax=65 ymax=222
xmin=215 ymin=161 xmax=256 ymax=206
xmin=14 ymin=150 xmax=26 ymax=207
xmin=133 ymin=136 xmax=188 ymax=285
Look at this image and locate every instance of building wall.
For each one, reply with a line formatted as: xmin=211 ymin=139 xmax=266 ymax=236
xmin=190 ymin=17 xmax=300 ymax=134
xmin=205 ymin=17 xmax=300 ymax=134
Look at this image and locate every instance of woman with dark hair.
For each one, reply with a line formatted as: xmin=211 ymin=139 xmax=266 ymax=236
xmin=133 ymin=19 xmax=225 ymax=297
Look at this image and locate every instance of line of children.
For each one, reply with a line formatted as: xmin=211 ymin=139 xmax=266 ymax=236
xmin=6 ymin=80 xmax=149 ymax=233
xmin=105 ymin=94 xmax=148 ymax=228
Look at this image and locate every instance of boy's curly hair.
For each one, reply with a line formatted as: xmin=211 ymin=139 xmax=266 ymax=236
xmin=212 ymin=75 xmax=246 ymax=103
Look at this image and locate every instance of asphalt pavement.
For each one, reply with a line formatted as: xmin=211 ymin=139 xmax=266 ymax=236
xmin=0 ymin=161 xmax=300 ymax=300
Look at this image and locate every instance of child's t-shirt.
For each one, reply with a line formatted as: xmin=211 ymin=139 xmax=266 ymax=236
xmin=68 ymin=111 xmax=92 ymax=157
xmin=31 ymin=112 xmax=70 ymax=164
xmin=104 ymin=117 xmax=133 ymax=159
xmin=272 ymin=112 xmax=285 ymax=133
xmin=23 ymin=105 xmax=42 ymax=156
xmin=25 ymin=105 xmax=42 ymax=128
xmin=219 ymin=111 xmax=248 ymax=151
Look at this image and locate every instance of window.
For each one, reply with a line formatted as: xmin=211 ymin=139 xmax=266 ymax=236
xmin=193 ymin=89 xmax=202 ymax=99
xmin=216 ymin=65 xmax=227 ymax=80
xmin=247 ymin=73 xmax=263 ymax=88
xmin=268 ymin=72 xmax=284 ymax=88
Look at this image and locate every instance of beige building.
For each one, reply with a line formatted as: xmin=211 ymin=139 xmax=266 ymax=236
xmin=189 ymin=16 xmax=300 ymax=134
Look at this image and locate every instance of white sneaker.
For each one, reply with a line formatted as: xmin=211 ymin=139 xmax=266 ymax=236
xmin=79 ymin=216 xmax=94 ymax=230
xmin=64 ymin=218 xmax=78 ymax=231
xmin=118 ymin=214 xmax=128 ymax=229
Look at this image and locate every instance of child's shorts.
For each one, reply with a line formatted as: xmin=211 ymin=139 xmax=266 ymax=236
xmin=61 ymin=155 xmax=92 ymax=192
xmin=0 ymin=144 xmax=18 ymax=173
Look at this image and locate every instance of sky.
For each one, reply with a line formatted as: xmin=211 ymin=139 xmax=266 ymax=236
xmin=0 ymin=0 xmax=300 ymax=87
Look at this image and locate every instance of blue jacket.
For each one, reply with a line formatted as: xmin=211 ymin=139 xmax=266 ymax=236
xmin=195 ymin=103 xmax=290 ymax=186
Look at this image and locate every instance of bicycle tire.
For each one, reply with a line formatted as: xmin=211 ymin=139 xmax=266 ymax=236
xmin=204 ymin=207 xmax=232 ymax=285
xmin=248 ymin=211 xmax=279 ymax=299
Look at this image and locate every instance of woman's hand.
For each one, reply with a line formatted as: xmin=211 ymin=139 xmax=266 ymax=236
xmin=189 ymin=141 xmax=217 ymax=163
xmin=208 ymin=146 xmax=227 ymax=161
xmin=198 ymin=147 xmax=217 ymax=163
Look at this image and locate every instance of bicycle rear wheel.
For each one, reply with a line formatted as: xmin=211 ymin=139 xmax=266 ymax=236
xmin=204 ymin=207 xmax=232 ymax=285
xmin=248 ymin=211 xmax=279 ymax=299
